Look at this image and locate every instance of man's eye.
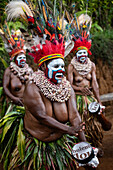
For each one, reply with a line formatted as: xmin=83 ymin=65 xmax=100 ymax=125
xmin=54 ymin=65 xmax=59 ymax=68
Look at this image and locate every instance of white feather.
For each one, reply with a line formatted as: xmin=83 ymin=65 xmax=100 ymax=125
xmin=78 ymin=14 xmax=92 ymax=30
xmin=4 ymin=43 xmax=12 ymax=52
xmin=5 ymin=1 xmax=33 ymax=21
xmin=64 ymin=40 xmax=74 ymax=58
xmin=33 ymin=35 xmax=40 ymax=46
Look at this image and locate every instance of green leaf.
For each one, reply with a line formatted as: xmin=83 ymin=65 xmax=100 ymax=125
xmin=1 ymin=98 xmax=7 ymax=117
xmin=3 ymin=158 xmax=9 ymax=170
xmin=0 ymin=56 xmax=8 ymax=68
xmin=17 ymin=118 xmax=25 ymax=161
xmin=1 ymin=117 xmax=16 ymax=142
xmin=0 ymin=111 xmax=23 ymax=129
xmin=76 ymin=10 xmax=91 ymax=17
xmin=92 ymin=22 xmax=103 ymax=32
xmin=0 ymin=116 xmax=17 ymax=129
xmin=0 ymin=87 xmax=3 ymax=98
xmin=1 ymin=125 xmax=18 ymax=162
xmin=34 ymin=138 xmax=39 ymax=146
xmin=33 ymin=146 xmax=38 ymax=170
xmin=0 ymin=111 xmax=23 ymax=124
xmin=55 ymin=145 xmax=64 ymax=170
xmin=19 ymin=141 xmax=34 ymax=165
xmin=16 ymin=106 xmax=25 ymax=114
xmin=37 ymin=141 xmax=42 ymax=168
xmin=5 ymin=103 xmax=13 ymax=115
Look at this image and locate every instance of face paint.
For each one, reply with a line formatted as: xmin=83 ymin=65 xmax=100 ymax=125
xmin=15 ymin=54 xmax=26 ymax=68
xmin=46 ymin=58 xmax=65 ymax=84
xmin=76 ymin=49 xmax=88 ymax=64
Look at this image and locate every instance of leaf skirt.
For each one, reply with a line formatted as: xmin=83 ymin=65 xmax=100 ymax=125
xmin=76 ymin=94 xmax=103 ymax=147
xmin=0 ymin=106 xmax=79 ymax=170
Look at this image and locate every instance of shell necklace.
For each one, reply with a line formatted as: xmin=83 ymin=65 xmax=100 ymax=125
xmin=31 ymin=70 xmax=71 ymax=102
xmin=71 ymin=57 xmax=92 ymax=75
xmin=10 ymin=62 xmax=33 ymax=83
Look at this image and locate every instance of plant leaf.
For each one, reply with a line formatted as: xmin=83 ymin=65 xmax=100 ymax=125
xmin=1 ymin=125 xmax=18 ymax=162
xmin=0 ymin=56 xmax=8 ymax=68
xmin=17 ymin=118 xmax=25 ymax=161
xmin=33 ymin=146 xmax=38 ymax=170
xmin=1 ymin=117 xmax=16 ymax=142
xmin=0 ymin=87 xmax=3 ymax=98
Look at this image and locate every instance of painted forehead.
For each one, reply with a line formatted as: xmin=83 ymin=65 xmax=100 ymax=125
xmin=17 ymin=53 xmax=26 ymax=58
xmin=48 ymin=58 xmax=64 ymax=66
xmin=77 ymin=49 xmax=87 ymax=53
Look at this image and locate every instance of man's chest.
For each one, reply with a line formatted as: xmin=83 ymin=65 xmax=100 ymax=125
xmin=42 ymin=93 xmax=69 ymax=123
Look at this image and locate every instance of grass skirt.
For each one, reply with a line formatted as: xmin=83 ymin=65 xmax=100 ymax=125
xmin=76 ymin=94 xmax=103 ymax=147
xmin=0 ymin=106 xmax=79 ymax=170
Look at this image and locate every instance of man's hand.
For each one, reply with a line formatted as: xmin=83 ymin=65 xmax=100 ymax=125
xmin=12 ymin=97 xmax=23 ymax=106
xmin=68 ymin=122 xmax=85 ymax=136
xmin=80 ymin=87 xmax=93 ymax=96
xmin=99 ymin=105 xmax=105 ymax=115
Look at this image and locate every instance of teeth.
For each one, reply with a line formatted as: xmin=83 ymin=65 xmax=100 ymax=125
xmin=55 ymin=73 xmax=63 ymax=79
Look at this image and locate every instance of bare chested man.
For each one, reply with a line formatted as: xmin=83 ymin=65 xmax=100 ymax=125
xmin=3 ymin=52 xmax=33 ymax=106
xmin=67 ymin=38 xmax=103 ymax=147
xmin=2 ymin=29 xmax=33 ymax=106
xmin=67 ymin=50 xmax=101 ymax=104
xmin=23 ymin=57 xmax=86 ymax=142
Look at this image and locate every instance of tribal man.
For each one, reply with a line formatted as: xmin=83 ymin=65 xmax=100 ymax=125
xmin=67 ymin=37 xmax=103 ymax=147
xmin=2 ymin=29 xmax=33 ymax=106
xmin=24 ymin=39 xmax=86 ymax=143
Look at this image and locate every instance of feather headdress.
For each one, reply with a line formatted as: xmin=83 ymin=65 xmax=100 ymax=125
xmin=0 ymin=22 xmax=26 ymax=60
xmin=63 ymin=11 xmax=92 ymax=55
xmin=5 ymin=0 xmax=74 ymax=65
xmin=5 ymin=1 xmax=33 ymax=21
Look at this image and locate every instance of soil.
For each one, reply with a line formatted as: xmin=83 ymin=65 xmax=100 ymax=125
xmin=97 ymin=114 xmax=113 ymax=170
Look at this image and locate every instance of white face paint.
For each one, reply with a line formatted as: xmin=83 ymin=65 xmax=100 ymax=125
xmin=76 ymin=49 xmax=88 ymax=64
xmin=47 ymin=58 xmax=65 ymax=84
xmin=15 ymin=54 xmax=26 ymax=68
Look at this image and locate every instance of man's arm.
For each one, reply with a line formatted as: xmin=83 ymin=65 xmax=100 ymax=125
xmin=67 ymin=64 xmax=80 ymax=91
xmin=91 ymin=63 xmax=102 ymax=104
xmin=68 ymin=87 xmax=86 ymax=142
xmin=23 ymin=81 xmax=82 ymax=136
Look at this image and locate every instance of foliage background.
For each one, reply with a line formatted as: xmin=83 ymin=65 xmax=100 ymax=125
xmin=0 ymin=0 xmax=113 ymax=86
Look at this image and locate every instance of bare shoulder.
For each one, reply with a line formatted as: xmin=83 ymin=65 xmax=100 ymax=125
xmin=68 ymin=63 xmax=74 ymax=70
xmin=3 ymin=67 xmax=11 ymax=76
xmin=24 ymin=81 xmax=40 ymax=100
xmin=70 ymin=86 xmax=75 ymax=97
xmin=91 ymin=61 xmax=96 ymax=71
xmin=67 ymin=63 xmax=74 ymax=73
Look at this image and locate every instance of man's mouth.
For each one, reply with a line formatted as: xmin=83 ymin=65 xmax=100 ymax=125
xmin=80 ymin=56 xmax=86 ymax=60
xmin=21 ymin=61 xmax=25 ymax=64
xmin=55 ymin=73 xmax=63 ymax=79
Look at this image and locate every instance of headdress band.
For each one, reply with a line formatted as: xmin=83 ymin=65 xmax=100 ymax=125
xmin=38 ymin=53 xmax=64 ymax=67
xmin=10 ymin=49 xmax=26 ymax=60
xmin=76 ymin=46 xmax=88 ymax=52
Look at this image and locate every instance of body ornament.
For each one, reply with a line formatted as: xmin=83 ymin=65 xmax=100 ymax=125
xmin=71 ymin=57 xmax=92 ymax=75
xmin=31 ymin=70 xmax=71 ymax=102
